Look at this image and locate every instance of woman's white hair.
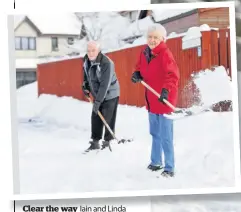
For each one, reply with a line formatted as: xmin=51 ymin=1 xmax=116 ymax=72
xmin=147 ymin=23 xmax=167 ymax=42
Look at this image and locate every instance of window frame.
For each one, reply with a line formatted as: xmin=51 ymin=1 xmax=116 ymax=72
xmin=15 ymin=36 xmax=36 ymax=50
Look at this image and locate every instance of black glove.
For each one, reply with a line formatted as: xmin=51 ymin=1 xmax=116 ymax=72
xmin=131 ymin=71 xmax=143 ymax=83
xmin=93 ymin=101 xmax=101 ymax=114
xmin=82 ymin=81 xmax=90 ymax=97
xmin=158 ymin=88 xmax=169 ymax=104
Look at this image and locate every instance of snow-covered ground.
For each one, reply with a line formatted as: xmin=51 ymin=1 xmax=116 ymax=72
xmin=16 ymin=66 xmax=236 ymax=195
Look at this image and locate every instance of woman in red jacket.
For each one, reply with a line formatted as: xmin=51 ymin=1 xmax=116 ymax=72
xmin=131 ymin=24 xmax=180 ymax=177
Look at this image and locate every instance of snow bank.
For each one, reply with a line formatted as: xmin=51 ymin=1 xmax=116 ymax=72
xmin=193 ymin=66 xmax=232 ymax=106
xmin=17 ymin=82 xmax=39 ymax=119
xmin=167 ymin=24 xmax=212 ymax=40
xmin=17 ymin=82 xmax=236 ymax=194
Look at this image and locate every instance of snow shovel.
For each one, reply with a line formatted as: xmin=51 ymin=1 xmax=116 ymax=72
xmin=86 ymin=96 xmax=131 ymax=152
xmin=140 ymin=81 xmax=194 ymax=117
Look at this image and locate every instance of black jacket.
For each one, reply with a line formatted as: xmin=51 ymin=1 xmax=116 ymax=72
xmin=82 ymin=52 xmax=120 ymax=103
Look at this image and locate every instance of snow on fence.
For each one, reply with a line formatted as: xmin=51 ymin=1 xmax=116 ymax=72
xmin=37 ymin=28 xmax=231 ymax=108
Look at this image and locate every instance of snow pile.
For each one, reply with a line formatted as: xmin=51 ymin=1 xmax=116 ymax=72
xmin=167 ymin=24 xmax=212 ymax=40
xmin=199 ymin=24 xmax=211 ymax=31
xmin=182 ymin=26 xmax=201 ymax=40
xmin=193 ymin=66 xmax=232 ymax=107
xmin=152 ymin=9 xmax=194 ymax=22
xmin=17 ymin=82 xmax=39 ymax=119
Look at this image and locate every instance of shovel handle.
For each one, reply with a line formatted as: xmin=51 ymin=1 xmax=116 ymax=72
xmin=140 ymin=81 xmax=177 ymax=112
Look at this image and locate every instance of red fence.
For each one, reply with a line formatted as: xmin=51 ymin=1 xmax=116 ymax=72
xmin=37 ymin=28 xmax=231 ymax=108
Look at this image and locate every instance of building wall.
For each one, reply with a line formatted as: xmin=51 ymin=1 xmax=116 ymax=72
xmin=162 ymin=13 xmax=199 ymax=34
xmin=15 ymin=20 xmax=78 ymax=59
xmin=37 ymin=36 xmax=75 ymax=57
xmin=15 ymin=21 xmax=38 ymax=58
xmin=198 ymin=7 xmax=230 ymax=28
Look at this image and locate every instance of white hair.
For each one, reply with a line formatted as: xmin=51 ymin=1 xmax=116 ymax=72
xmin=87 ymin=40 xmax=101 ymax=50
xmin=147 ymin=23 xmax=167 ymax=42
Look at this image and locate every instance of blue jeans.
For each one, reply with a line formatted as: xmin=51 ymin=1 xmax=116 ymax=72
xmin=148 ymin=112 xmax=174 ymax=172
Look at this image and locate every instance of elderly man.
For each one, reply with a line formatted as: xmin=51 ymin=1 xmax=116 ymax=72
xmin=131 ymin=24 xmax=180 ymax=177
xmin=82 ymin=41 xmax=120 ymax=151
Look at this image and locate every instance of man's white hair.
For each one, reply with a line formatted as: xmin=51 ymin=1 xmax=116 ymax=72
xmin=147 ymin=23 xmax=167 ymax=42
xmin=87 ymin=40 xmax=101 ymax=50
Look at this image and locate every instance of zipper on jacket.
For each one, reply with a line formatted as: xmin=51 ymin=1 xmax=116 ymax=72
xmin=86 ymin=63 xmax=97 ymax=97
xmin=144 ymin=53 xmax=156 ymax=112
xmin=145 ymin=88 xmax=150 ymax=112
xmin=145 ymin=62 xmax=151 ymax=112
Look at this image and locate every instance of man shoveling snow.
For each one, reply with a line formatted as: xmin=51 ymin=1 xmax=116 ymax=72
xmin=82 ymin=41 xmax=121 ymax=151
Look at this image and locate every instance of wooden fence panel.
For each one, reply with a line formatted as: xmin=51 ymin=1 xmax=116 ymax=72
xmin=201 ymin=31 xmax=212 ymax=70
xmin=219 ymin=29 xmax=228 ymax=69
xmin=211 ymin=30 xmax=219 ymax=67
xmin=37 ymin=28 xmax=231 ymax=109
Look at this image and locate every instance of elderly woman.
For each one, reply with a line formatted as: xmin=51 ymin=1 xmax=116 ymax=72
xmin=131 ymin=24 xmax=180 ymax=177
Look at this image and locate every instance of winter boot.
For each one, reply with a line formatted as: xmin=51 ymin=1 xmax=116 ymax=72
xmin=86 ymin=140 xmax=100 ymax=151
xmin=147 ymin=164 xmax=163 ymax=171
xmin=161 ymin=170 xmax=175 ymax=178
xmin=101 ymin=140 xmax=110 ymax=150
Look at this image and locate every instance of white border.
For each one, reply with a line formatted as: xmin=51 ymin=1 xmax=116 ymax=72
xmin=10 ymin=1 xmax=241 ymax=200
xmin=229 ymin=1 xmax=241 ymax=188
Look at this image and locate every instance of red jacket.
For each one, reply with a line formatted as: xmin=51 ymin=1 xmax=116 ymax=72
xmin=135 ymin=41 xmax=180 ymax=114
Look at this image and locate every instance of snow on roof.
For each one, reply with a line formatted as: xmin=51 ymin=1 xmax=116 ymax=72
xmin=16 ymin=58 xmax=38 ymax=69
xmin=14 ymin=13 xmax=81 ymax=35
xmin=14 ymin=15 xmax=25 ymax=29
xmin=152 ymin=9 xmax=196 ymax=22
xmin=167 ymin=24 xmax=213 ymax=40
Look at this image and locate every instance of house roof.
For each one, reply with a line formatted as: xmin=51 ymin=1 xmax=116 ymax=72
xmin=14 ymin=13 xmax=81 ymax=36
xmin=151 ymin=9 xmax=197 ymax=23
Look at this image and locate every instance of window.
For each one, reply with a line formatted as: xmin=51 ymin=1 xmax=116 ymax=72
xmin=67 ymin=37 xmax=74 ymax=45
xmin=16 ymin=71 xmax=36 ymax=89
xmin=15 ymin=37 xmax=21 ymax=50
xmin=29 ymin=38 xmax=36 ymax=50
xmin=15 ymin=37 xmax=36 ymax=50
xmin=52 ymin=37 xmax=58 ymax=51
xmin=21 ymin=37 xmax=29 ymax=50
